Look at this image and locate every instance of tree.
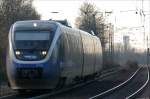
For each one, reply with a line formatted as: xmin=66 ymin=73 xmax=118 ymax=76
xmin=0 ymin=0 xmax=40 ymax=49
xmin=76 ymin=2 xmax=113 ymax=65
xmin=75 ymin=2 xmax=104 ymax=34
xmin=75 ymin=2 xmax=106 ymax=51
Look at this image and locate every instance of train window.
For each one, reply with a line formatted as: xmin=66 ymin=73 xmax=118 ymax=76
xmin=14 ymin=31 xmax=51 ymax=50
xmin=15 ymin=31 xmax=50 ymax=41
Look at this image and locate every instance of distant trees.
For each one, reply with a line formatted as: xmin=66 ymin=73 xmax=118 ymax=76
xmin=75 ymin=2 xmax=106 ymax=48
xmin=76 ymin=3 xmax=116 ymax=67
xmin=75 ymin=2 xmax=109 ymax=61
xmin=75 ymin=2 xmax=104 ymax=34
xmin=0 ymin=0 xmax=40 ymax=49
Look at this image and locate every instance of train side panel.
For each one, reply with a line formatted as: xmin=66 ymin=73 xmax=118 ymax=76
xmin=59 ymin=27 xmax=83 ymax=81
xmin=80 ymin=31 xmax=95 ymax=76
xmin=93 ymin=37 xmax=103 ymax=73
xmin=60 ymin=27 xmax=103 ymax=79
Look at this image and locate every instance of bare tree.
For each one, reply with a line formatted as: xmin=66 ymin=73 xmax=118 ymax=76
xmin=76 ymin=2 xmax=112 ymax=65
xmin=76 ymin=2 xmax=104 ymax=33
xmin=0 ymin=0 xmax=40 ymax=49
xmin=75 ymin=2 xmax=106 ymax=50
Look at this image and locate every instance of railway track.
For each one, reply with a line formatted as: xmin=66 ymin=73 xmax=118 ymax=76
xmin=0 ymin=94 xmax=17 ymax=99
xmin=1 ymin=66 xmax=146 ymax=99
xmin=0 ymin=67 xmax=121 ymax=99
xmin=89 ymin=65 xmax=149 ymax=99
xmin=31 ymin=66 xmax=139 ymax=99
xmin=0 ymin=90 xmax=52 ymax=99
xmin=30 ymin=68 xmax=122 ymax=99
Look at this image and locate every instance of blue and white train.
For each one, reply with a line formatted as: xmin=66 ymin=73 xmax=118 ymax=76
xmin=6 ymin=20 xmax=103 ymax=92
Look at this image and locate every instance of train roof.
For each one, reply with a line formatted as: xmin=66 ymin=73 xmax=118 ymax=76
xmin=12 ymin=20 xmax=97 ymax=38
xmin=12 ymin=20 xmax=59 ymax=31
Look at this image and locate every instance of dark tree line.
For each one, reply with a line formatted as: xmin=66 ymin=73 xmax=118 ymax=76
xmin=0 ymin=0 xmax=40 ymax=49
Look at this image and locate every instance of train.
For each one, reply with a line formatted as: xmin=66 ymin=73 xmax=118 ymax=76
xmin=6 ymin=20 xmax=103 ymax=92
xmin=7 ymin=20 xmax=147 ymax=93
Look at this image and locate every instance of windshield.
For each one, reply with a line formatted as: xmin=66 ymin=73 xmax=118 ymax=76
xmin=15 ymin=31 xmax=50 ymax=40
xmin=14 ymin=31 xmax=51 ymax=50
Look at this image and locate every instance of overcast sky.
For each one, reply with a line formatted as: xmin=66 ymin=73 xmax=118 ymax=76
xmin=33 ymin=0 xmax=149 ymax=27
xmin=33 ymin=0 xmax=150 ymax=48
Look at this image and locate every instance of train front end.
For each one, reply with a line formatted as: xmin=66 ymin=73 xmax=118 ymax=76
xmin=6 ymin=20 xmax=60 ymax=90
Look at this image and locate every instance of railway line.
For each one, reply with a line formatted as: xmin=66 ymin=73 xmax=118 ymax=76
xmin=0 ymin=67 xmax=121 ymax=99
xmin=46 ymin=66 xmax=143 ymax=99
xmin=37 ymin=65 xmax=147 ymax=99
xmin=31 ymin=66 xmax=140 ymax=99
xmin=0 ymin=65 xmax=148 ymax=99
xmin=90 ymin=65 xmax=149 ymax=99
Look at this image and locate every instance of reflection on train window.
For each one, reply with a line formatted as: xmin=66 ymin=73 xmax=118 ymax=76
xmin=15 ymin=31 xmax=50 ymax=40
xmin=14 ymin=31 xmax=51 ymax=50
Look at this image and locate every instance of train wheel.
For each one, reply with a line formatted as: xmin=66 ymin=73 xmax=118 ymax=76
xmin=83 ymin=75 xmax=90 ymax=82
xmin=95 ymin=72 xmax=102 ymax=78
xmin=74 ymin=76 xmax=82 ymax=82
xmin=7 ymin=82 xmax=10 ymax=87
xmin=17 ymin=89 xmax=27 ymax=95
xmin=56 ymin=77 xmax=66 ymax=89
xmin=17 ymin=89 xmax=49 ymax=94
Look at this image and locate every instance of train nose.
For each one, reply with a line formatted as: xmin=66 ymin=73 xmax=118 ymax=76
xmin=9 ymin=61 xmax=59 ymax=89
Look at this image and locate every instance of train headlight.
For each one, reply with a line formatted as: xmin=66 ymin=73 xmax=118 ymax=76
xmin=15 ymin=51 xmax=21 ymax=55
xmin=42 ymin=51 xmax=47 ymax=56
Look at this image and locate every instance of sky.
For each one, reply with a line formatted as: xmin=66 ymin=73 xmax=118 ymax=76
xmin=33 ymin=0 xmax=150 ymax=49
xmin=33 ymin=0 xmax=149 ymax=27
